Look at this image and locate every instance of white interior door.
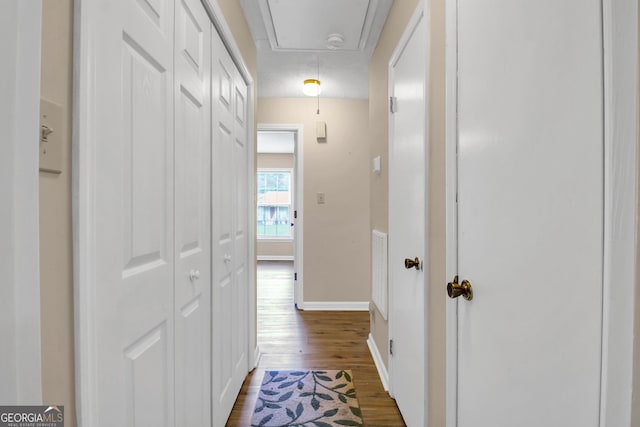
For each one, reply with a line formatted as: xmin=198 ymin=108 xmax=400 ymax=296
xmin=453 ymin=1 xmax=604 ymax=425
xmin=389 ymin=9 xmax=427 ymax=427
xmin=211 ymin=29 xmax=250 ymax=425
xmin=90 ymin=0 xmax=176 ymax=424
xmin=174 ymin=0 xmax=211 ymax=424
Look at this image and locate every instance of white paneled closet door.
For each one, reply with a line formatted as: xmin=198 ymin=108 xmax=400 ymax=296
xmin=90 ymin=0 xmax=176 ymax=424
xmin=81 ymin=0 xmax=221 ymax=424
xmin=210 ymin=30 xmax=250 ymax=425
xmin=174 ymin=0 xmax=212 ymax=425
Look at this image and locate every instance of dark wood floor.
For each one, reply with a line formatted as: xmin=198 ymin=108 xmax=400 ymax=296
xmin=226 ymin=261 xmax=406 ymax=426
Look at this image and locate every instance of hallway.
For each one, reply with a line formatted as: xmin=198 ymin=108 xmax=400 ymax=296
xmin=226 ymin=261 xmax=405 ymax=426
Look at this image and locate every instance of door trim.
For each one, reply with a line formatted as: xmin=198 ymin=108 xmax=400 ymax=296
xmin=257 ymin=123 xmax=304 ymax=309
xmin=1 ymin=0 xmax=43 ymax=403
xmin=387 ymin=0 xmax=428 ymax=401
xmin=444 ymin=1 xmax=639 ymax=425
xmin=73 ymin=0 xmax=256 ymax=424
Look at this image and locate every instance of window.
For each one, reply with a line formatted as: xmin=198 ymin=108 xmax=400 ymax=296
xmin=257 ymin=170 xmax=292 ymax=239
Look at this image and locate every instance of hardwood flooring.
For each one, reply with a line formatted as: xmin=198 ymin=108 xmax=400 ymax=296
xmin=226 ymin=261 xmax=406 ymax=426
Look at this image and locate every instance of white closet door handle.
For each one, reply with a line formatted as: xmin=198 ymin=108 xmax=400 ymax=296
xmin=189 ymin=269 xmax=201 ymax=281
xmin=223 ymin=254 xmax=232 ymax=263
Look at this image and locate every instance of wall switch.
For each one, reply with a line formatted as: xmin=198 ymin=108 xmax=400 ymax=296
xmin=39 ymin=98 xmax=64 ymax=174
xmin=316 ymin=192 xmax=325 ymax=204
xmin=373 ymin=156 xmax=381 ymax=175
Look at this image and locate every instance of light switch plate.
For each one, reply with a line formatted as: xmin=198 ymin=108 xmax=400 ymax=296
xmin=373 ymin=155 xmax=381 ymax=174
xmin=39 ymin=98 xmax=64 ymax=174
xmin=316 ymin=192 xmax=325 ymax=204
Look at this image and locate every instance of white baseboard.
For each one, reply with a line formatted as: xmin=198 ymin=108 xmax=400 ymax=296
xmin=301 ymin=301 xmax=370 ymax=311
xmin=367 ymin=333 xmax=389 ymax=391
xmin=257 ymin=255 xmax=294 ymax=261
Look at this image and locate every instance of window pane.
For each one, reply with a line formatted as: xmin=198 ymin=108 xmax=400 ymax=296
xmin=257 ymin=170 xmax=292 ymax=238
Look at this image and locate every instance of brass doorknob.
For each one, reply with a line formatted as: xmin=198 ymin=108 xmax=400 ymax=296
xmin=404 ymin=257 xmax=422 ymax=270
xmin=447 ymin=275 xmax=473 ymax=301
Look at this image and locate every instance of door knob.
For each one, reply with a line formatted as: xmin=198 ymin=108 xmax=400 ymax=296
xmin=189 ymin=269 xmax=201 ymax=281
xmin=447 ymin=275 xmax=473 ymax=301
xmin=404 ymin=257 xmax=422 ymax=270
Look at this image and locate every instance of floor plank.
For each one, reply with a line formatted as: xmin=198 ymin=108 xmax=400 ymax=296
xmin=226 ymin=261 xmax=406 ymax=426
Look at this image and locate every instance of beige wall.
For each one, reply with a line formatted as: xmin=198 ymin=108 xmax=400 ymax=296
xmin=39 ymin=0 xmax=76 ymax=424
xmin=368 ymin=0 xmax=446 ymax=425
xmin=38 ymin=2 xmax=256 ymax=425
xmin=427 ymin=1 xmax=447 ymax=424
xmin=217 ymin=0 xmax=257 ymax=83
xmin=258 ymin=98 xmax=371 ymax=303
xmin=257 ymin=153 xmax=295 ymax=259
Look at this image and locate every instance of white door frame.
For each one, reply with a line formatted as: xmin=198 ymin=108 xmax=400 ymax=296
xmin=444 ymin=0 xmax=639 ymax=425
xmin=73 ymin=0 xmax=256 ymax=423
xmin=387 ymin=0 xmax=428 ymax=402
xmin=0 ymin=0 xmax=43 ymax=404
xmin=257 ymin=123 xmax=305 ymax=309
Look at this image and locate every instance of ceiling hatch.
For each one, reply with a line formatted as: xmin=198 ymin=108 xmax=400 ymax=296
xmin=259 ymin=0 xmax=385 ymax=52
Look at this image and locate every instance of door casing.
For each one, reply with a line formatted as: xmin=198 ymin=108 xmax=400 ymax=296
xmin=444 ymin=0 xmax=640 ymax=425
xmin=0 ymin=0 xmax=43 ymax=404
xmin=257 ymin=123 xmax=304 ymax=309
xmin=387 ymin=0 xmax=429 ymax=419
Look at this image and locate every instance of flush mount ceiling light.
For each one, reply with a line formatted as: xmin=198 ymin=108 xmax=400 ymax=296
xmin=303 ymin=79 xmax=321 ymax=96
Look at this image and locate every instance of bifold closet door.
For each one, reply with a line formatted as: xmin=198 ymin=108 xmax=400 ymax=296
xmin=90 ymin=0 xmax=176 ymax=424
xmin=210 ymin=28 xmax=250 ymax=425
xmin=85 ymin=0 xmax=217 ymax=424
xmin=174 ymin=0 xmax=212 ymax=425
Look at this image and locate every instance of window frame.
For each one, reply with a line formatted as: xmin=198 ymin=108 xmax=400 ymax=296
xmin=256 ymin=167 xmax=294 ymax=241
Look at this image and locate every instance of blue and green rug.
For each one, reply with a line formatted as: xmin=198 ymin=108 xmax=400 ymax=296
xmin=250 ymin=370 xmax=364 ymax=427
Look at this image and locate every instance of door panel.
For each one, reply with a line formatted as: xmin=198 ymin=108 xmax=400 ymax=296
xmin=174 ymin=0 xmax=211 ymax=425
xmin=456 ymin=1 xmax=603 ymax=426
xmin=211 ymin=30 xmax=250 ymax=425
xmin=93 ymin=0 xmax=175 ymax=424
xmin=389 ymin=11 xmax=427 ymax=427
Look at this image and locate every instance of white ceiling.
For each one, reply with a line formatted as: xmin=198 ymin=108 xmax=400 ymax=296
xmin=240 ymin=0 xmax=393 ymax=99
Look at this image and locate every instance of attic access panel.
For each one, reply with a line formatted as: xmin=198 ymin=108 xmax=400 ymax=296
xmin=264 ymin=0 xmax=373 ymax=51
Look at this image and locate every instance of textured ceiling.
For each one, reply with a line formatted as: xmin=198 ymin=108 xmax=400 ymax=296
xmin=240 ymin=0 xmax=393 ymax=99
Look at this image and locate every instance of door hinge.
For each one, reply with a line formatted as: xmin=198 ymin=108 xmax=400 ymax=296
xmin=390 ymin=96 xmax=398 ymax=114
xmin=389 ymin=339 xmax=393 ymax=356
xmin=294 ymin=272 xmax=297 ymax=281
xmin=294 ymin=210 xmax=297 ymax=219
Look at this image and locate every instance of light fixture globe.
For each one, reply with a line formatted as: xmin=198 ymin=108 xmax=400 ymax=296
xmin=303 ymin=79 xmax=321 ymax=96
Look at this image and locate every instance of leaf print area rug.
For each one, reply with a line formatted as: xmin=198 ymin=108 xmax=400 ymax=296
xmin=250 ymin=370 xmax=364 ymax=427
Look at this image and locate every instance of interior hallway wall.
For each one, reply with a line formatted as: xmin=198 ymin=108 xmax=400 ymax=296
xmin=39 ymin=0 xmax=76 ymax=424
xmin=257 ymin=98 xmax=371 ymax=304
xmin=368 ymin=0 xmax=446 ymax=425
